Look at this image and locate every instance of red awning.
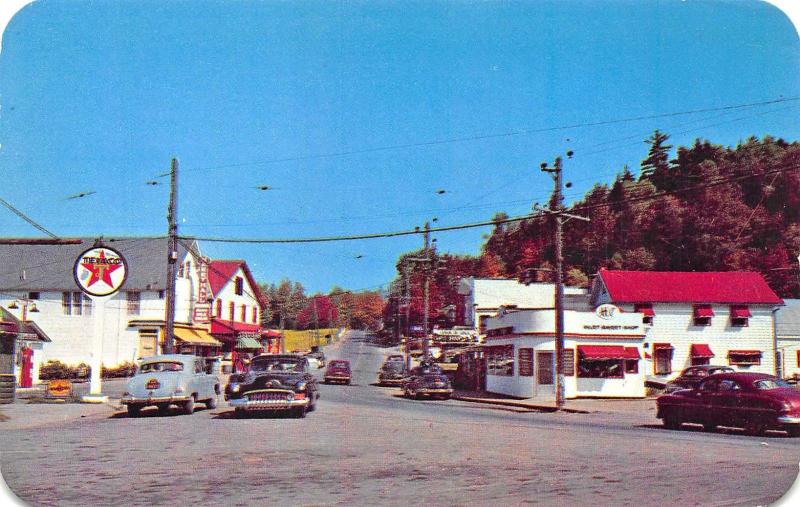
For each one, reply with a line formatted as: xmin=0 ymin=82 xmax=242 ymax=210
xmin=693 ymin=305 xmax=715 ymax=318
xmin=210 ymin=319 xmax=262 ymax=335
xmin=263 ymin=329 xmax=282 ymax=338
xmin=728 ymin=350 xmax=762 ymax=357
xmin=634 ymin=304 xmax=655 ymax=316
xmin=622 ymin=347 xmax=641 ymax=360
xmin=644 ymin=352 xmax=652 ymax=359
xmin=730 ymin=305 xmax=751 ymax=319
xmin=690 ymin=344 xmax=715 ymax=358
xmin=578 ymin=345 xmax=629 ymax=360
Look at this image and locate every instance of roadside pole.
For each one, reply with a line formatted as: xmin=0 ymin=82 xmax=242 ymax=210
xmin=422 ymin=221 xmax=431 ymax=359
xmin=540 ymin=152 xmax=588 ymax=410
xmin=73 ymin=244 xmax=128 ymax=403
xmin=164 ymin=157 xmax=179 ymax=354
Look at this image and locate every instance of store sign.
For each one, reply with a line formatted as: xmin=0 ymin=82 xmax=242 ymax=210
xmin=73 ymin=246 xmax=128 ymax=297
xmin=595 ymin=304 xmax=620 ymax=320
xmin=193 ymin=303 xmax=211 ymax=323
xmin=47 ymin=379 xmax=72 ymax=398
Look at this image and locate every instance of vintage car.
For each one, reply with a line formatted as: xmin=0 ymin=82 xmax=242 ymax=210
xmin=121 ymin=354 xmax=220 ymax=417
xmin=324 ymin=360 xmax=352 ymax=385
xmin=403 ymin=364 xmax=453 ymax=400
xmin=225 ymin=354 xmax=319 ymax=418
xmin=664 ymin=365 xmax=736 ymax=393
xmin=656 ymin=372 xmax=800 ymax=436
xmin=378 ymin=360 xmax=407 ymax=386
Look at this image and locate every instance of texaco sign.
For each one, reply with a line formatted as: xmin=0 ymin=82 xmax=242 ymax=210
xmin=73 ymin=246 xmax=128 ymax=297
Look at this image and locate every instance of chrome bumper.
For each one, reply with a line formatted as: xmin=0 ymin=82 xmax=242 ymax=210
xmin=777 ymin=415 xmax=800 ymax=424
xmin=379 ymin=378 xmax=405 ymax=385
xmin=325 ymin=376 xmax=350 ymax=381
xmin=121 ymin=395 xmax=190 ymax=405
xmin=416 ymin=388 xmax=453 ymax=394
xmin=229 ymin=390 xmax=309 ymax=411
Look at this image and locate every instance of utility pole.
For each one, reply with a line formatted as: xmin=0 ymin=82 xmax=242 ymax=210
xmin=164 ymin=157 xmax=179 ymax=354
xmin=422 ymin=221 xmax=431 ymax=359
xmin=539 ymin=152 xmax=588 ymax=410
xmin=403 ymin=262 xmax=411 ymax=370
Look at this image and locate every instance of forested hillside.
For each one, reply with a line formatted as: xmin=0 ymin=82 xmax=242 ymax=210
xmin=386 ymin=133 xmax=800 ymax=331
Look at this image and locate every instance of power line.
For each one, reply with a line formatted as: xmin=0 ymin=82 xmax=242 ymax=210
xmin=165 ymin=96 xmax=799 ymax=175
xmin=180 ymin=162 xmax=800 ymax=245
xmin=0 ymin=197 xmax=59 ymax=239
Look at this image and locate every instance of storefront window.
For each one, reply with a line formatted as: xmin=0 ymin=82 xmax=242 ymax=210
xmin=486 ymin=345 xmax=513 ymax=376
xmin=578 ymin=359 xmax=623 ymax=378
xmin=653 ymin=344 xmax=673 ymax=375
xmin=624 ymin=359 xmax=638 ymax=374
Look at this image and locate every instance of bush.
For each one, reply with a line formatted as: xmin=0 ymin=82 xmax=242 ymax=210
xmin=39 ymin=360 xmax=136 ymax=380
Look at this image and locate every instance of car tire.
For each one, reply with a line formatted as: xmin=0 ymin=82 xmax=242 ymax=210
xmin=345 ymin=379 xmax=351 ymax=385
xmin=702 ymin=422 xmax=716 ymax=432
xmin=293 ymin=406 xmax=307 ymax=418
xmin=126 ymin=405 xmax=141 ymax=417
xmin=663 ymin=409 xmax=682 ymax=430
xmin=744 ymin=420 xmax=765 ymax=436
xmin=206 ymin=396 xmax=217 ymax=410
xmin=308 ymin=394 xmax=317 ymax=412
xmin=183 ymin=396 xmax=195 ymax=415
xmin=234 ymin=408 xmax=245 ymax=419
xmin=157 ymin=404 xmax=170 ymax=415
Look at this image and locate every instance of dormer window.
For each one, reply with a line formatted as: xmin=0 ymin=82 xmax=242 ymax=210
xmin=692 ymin=304 xmax=714 ymax=326
xmin=730 ymin=305 xmax=751 ymax=327
xmin=634 ymin=303 xmax=654 ymax=325
xmin=234 ymin=277 xmax=244 ymax=296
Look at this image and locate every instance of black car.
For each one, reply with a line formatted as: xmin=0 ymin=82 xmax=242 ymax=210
xmin=664 ymin=365 xmax=736 ymax=393
xmin=225 ymin=354 xmax=319 ymax=418
xmin=403 ymin=364 xmax=453 ymax=400
xmin=378 ymin=360 xmax=407 ymax=386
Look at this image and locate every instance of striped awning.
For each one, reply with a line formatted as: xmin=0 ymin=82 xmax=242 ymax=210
xmin=236 ymin=336 xmax=262 ymax=349
xmin=172 ymin=327 xmax=222 ymax=347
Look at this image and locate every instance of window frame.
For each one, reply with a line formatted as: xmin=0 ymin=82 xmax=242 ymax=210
xmin=728 ymin=351 xmax=762 ymax=366
xmin=234 ymin=277 xmax=244 ymax=296
xmin=127 ymin=291 xmax=141 ymax=316
xmin=653 ymin=343 xmax=673 ymax=375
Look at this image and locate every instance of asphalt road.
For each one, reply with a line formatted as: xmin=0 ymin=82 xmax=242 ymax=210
xmin=2 ymin=330 xmax=799 ymax=506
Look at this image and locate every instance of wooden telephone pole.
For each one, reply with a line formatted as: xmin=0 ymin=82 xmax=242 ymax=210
xmin=539 ymin=152 xmax=589 ymax=410
xmin=164 ymin=157 xmax=179 ymax=354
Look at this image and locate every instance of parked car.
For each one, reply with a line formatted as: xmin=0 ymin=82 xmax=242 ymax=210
xmin=378 ymin=360 xmax=407 ymax=386
xmin=305 ymin=348 xmax=326 ymax=369
xmin=225 ymin=354 xmax=319 ymax=418
xmin=403 ymin=364 xmax=453 ymax=400
xmin=324 ymin=360 xmax=352 ymax=385
xmin=664 ymin=365 xmax=736 ymax=393
xmin=656 ymin=372 xmax=800 ymax=436
xmin=121 ymin=355 xmax=220 ymax=417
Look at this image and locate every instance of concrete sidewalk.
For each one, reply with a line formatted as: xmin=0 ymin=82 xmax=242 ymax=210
xmin=0 ymin=399 xmax=120 ymax=430
xmin=452 ymin=389 xmax=657 ymax=415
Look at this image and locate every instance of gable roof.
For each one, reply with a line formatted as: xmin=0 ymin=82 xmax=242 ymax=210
xmin=0 ymin=237 xmax=197 ymax=291
xmin=207 ymin=260 xmax=267 ymax=308
xmin=597 ymin=269 xmax=783 ymax=305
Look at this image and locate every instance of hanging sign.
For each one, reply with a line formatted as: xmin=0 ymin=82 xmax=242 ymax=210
xmin=73 ymin=246 xmax=128 ymax=297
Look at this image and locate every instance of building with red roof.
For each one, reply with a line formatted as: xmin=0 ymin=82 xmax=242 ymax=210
xmin=591 ymin=269 xmax=784 ymax=381
xmin=207 ymin=260 xmax=275 ymax=367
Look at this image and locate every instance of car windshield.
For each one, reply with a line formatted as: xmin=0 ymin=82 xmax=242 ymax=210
xmin=139 ymin=361 xmax=183 ymax=373
xmin=753 ymin=378 xmax=793 ymax=390
xmin=250 ymin=359 xmax=302 ymax=372
xmin=383 ymin=362 xmax=404 ymax=372
xmin=329 ymin=361 xmax=348 ymax=368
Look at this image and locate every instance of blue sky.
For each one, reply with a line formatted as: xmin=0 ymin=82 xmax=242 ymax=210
xmin=1 ymin=0 xmax=799 ymax=295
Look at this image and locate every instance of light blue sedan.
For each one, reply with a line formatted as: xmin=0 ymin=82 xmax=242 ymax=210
xmin=121 ymin=355 xmax=220 ymax=417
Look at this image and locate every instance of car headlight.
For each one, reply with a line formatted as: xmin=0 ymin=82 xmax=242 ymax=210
xmin=286 ymin=393 xmax=294 ymax=402
xmin=230 ymin=384 xmax=240 ymax=393
xmin=296 ymin=382 xmax=307 ymax=391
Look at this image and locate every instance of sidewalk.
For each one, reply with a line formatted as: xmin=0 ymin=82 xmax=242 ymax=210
xmin=0 ymin=399 xmax=119 ymax=430
xmin=452 ymin=389 xmax=657 ymax=415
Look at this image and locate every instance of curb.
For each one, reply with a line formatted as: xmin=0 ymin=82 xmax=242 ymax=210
xmin=452 ymin=395 xmax=591 ymax=414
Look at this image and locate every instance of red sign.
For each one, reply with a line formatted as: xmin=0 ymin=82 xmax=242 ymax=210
xmin=145 ymin=378 xmax=160 ymax=390
xmin=193 ymin=304 xmax=211 ymax=323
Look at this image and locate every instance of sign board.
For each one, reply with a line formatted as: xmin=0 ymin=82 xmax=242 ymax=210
xmin=193 ymin=303 xmax=211 ymax=323
xmin=595 ymin=304 xmax=620 ymax=320
xmin=73 ymin=247 xmax=128 ymax=297
xmin=47 ymin=379 xmax=72 ymax=398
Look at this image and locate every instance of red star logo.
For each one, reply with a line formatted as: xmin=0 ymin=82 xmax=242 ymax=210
xmin=81 ymin=250 xmax=122 ymax=288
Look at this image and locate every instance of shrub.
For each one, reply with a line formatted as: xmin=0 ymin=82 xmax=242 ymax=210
xmin=39 ymin=360 xmax=136 ymax=380
xmin=101 ymin=362 xmax=137 ymax=378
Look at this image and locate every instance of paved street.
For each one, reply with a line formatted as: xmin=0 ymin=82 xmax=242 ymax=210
xmin=2 ymin=330 xmax=800 ymax=506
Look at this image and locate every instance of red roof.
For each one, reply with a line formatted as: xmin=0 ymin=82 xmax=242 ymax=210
xmin=598 ymin=269 xmax=783 ymax=305
xmin=207 ymin=260 xmax=268 ymax=307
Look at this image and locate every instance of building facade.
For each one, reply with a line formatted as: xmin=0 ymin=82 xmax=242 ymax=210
xmin=776 ymin=299 xmax=800 ymax=379
xmin=484 ymin=305 xmax=647 ymax=399
xmin=457 ymin=277 xmax=588 ymax=336
xmin=0 ymin=237 xmax=221 ymax=383
xmin=590 ymin=269 xmax=783 ymax=380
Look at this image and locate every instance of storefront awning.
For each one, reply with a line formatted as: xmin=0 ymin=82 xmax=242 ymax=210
xmin=263 ymin=329 xmax=282 ymax=338
xmin=622 ymin=347 xmax=641 ymax=360
xmin=728 ymin=350 xmax=762 ymax=357
xmin=634 ymin=304 xmax=655 ymax=316
xmin=578 ymin=345 xmax=630 ymax=360
xmin=730 ymin=305 xmax=751 ymax=318
xmin=236 ymin=336 xmax=262 ymax=349
xmin=172 ymin=327 xmax=222 ymax=347
xmin=693 ymin=304 xmax=714 ymax=318
xmin=690 ymin=344 xmax=715 ymax=358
